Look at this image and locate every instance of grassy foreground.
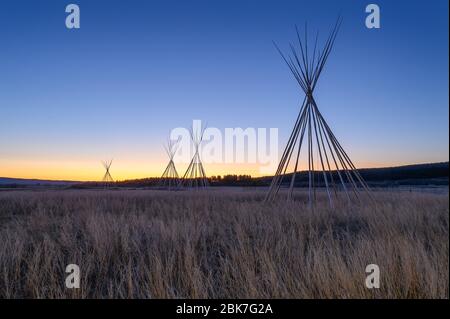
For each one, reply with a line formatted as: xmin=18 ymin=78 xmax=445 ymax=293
xmin=0 ymin=189 xmax=448 ymax=298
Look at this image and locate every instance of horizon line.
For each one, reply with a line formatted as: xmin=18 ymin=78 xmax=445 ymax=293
xmin=1 ymin=161 xmax=448 ymax=183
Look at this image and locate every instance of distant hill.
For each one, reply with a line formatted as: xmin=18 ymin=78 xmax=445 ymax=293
xmin=0 ymin=177 xmax=78 ymax=188
xmin=358 ymin=162 xmax=449 ymax=185
xmin=254 ymin=162 xmax=449 ymax=187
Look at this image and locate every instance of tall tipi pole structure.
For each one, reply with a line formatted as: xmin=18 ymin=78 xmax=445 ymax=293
xmin=159 ymin=138 xmax=180 ymax=190
xmin=181 ymin=123 xmax=209 ymax=188
xmin=266 ymin=18 xmax=371 ymax=207
xmin=102 ymin=159 xmax=114 ymax=188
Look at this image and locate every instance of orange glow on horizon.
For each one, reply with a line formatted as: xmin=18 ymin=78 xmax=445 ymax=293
xmin=0 ymin=158 xmax=442 ymax=181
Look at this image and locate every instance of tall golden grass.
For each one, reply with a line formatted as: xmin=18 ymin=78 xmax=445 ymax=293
xmin=0 ymin=189 xmax=447 ymax=298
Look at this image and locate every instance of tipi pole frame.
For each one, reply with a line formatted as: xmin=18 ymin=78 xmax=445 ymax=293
xmin=265 ymin=17 xmax=372 ymax=207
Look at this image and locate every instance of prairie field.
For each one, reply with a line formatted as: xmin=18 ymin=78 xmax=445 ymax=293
xmin=0 ymin=188 xmax=448 ymax=299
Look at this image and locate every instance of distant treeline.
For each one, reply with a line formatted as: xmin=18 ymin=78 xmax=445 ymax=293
xmin=70 ymin=175 xmax=260 ymax=188
xmin=67 ymin=162 xmax=449 ymax=189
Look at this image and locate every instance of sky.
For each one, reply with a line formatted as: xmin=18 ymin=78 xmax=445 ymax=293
xmin=0 ymin=0 xmax=448 ymax=181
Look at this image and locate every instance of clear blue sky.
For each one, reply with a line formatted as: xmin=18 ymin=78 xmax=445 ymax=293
xmin=0 ymin=0 xmax=448 ymax=180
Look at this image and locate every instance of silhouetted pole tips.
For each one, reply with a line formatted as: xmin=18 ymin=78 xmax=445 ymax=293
xmin=266 ymin=17 xmax=372 ymax=207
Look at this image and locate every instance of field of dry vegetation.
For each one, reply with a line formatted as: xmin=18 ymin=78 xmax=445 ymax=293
xmin=0 ymin=188 xmax=448 ymax=298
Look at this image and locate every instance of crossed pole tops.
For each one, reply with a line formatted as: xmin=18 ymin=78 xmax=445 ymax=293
xmin=164 ymin=137 xmax=180 ymax=162
xmin=189 ymin=124 xmax=206 ymax=158
xmin=274 ymin=17 xmax=342 ymax=101
xmin=103 ymin=159 xmax=112 ymax=173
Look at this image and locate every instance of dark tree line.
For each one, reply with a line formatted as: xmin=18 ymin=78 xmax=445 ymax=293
xmin=64 ymin=162 xmax=448 ymax=189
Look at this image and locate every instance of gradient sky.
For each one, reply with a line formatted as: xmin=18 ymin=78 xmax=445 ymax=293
xmin=0 ymin=0 xmax=448 ymax=181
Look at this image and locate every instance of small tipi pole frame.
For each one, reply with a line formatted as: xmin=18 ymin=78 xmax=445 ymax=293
xmin=181 ymin=123 xmax=209 ymax=189
xmin=159 ymin=137 xmax=181 ymax=190
xmin=102 ymin=159 xmax=114 ymax=188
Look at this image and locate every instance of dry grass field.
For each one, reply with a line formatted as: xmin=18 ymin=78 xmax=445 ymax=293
xmin=0 ymin=188 xmax=448 ymax=298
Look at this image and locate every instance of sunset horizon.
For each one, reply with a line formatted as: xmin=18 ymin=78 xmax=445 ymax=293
xmin=1 ymin=1 xmax=448 ymax=182
xmin=1 ymin=159 xmax=448 ymax=182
